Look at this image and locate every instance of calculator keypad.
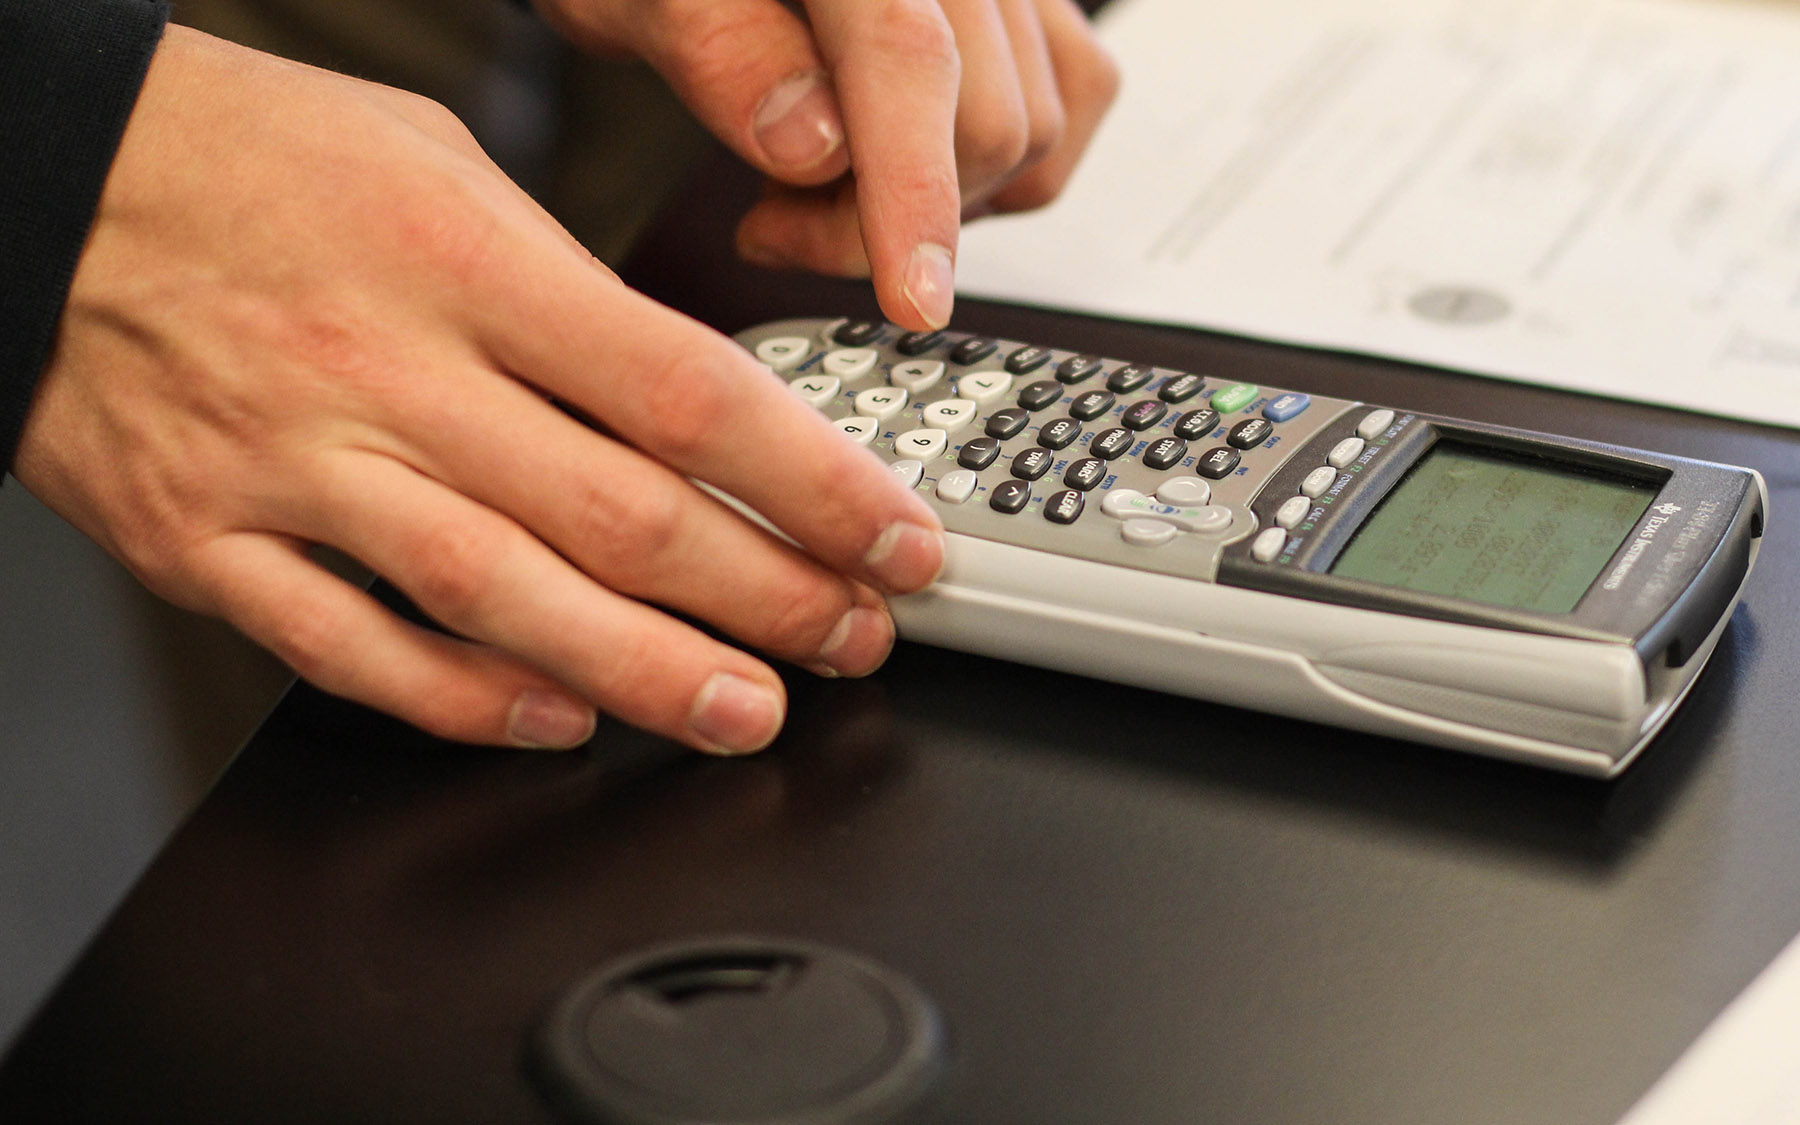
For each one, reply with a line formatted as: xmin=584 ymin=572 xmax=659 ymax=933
xmin=740 ymin=318 xmax=1361 ymax=582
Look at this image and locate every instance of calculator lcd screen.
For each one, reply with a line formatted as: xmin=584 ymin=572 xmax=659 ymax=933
xmin=1328 ymin=442 xmax=1659 ymax=614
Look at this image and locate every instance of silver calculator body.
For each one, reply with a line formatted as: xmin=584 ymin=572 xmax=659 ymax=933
xmin=737 ymin=317 xmax=1767 ymax=778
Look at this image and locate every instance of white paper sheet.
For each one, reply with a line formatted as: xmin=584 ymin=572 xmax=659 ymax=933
xmin=956 ymin=0 xmax=1800 ymax=427
xmin=1616 ymin=927 xmax=1800 ymax=1124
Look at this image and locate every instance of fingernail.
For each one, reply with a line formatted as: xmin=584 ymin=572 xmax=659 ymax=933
xmin=508 ymin=690 xmax=596 ymax=750
xmin=863 ymin=520 xmax=945 ymax=594
xmin=903 ymin=242 xmax=956 ymax=330
xmin=753 ymin=71 xmax=843 ymax=172
xmin=689 ymin=672 xmax=784 ymax=755
xmin=817 ymin=606 xmax=895 ymax=677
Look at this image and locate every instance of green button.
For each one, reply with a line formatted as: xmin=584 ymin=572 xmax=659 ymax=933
xmin=1210 ymin=382 xmax=1259 ymax=414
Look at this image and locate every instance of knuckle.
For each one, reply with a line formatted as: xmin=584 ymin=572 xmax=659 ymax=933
xmin=758 ymin=576 xmax=849 ymax=657
xmin=631 ymin=350 xmax=736 ymax=463
xmin=865 ymin=0 xmax=958 ymax=77
xmin=1023 ymin=97 xmax=1068 ymax=167
xmin=958 ymin=99 xmax=1032 ymax=188
xmin=568 ymin=477 xmax=688 ymax=588
xmin=404 ymin=518 xmax=505 ymax=622
xmin=261 ymin=593 xmax=348 ymax=685
xmin=659 ymin=0 xmax=786 ymax=92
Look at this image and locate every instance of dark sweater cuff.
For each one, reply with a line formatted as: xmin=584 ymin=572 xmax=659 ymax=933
xmin=0 ymin=0 xmax=170 ymax=476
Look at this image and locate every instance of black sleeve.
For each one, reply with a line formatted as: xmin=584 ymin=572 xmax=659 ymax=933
xmin=0 ymin=0 xmax=170 ymax=477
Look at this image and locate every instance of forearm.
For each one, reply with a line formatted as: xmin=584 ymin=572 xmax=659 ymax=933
xmin=0 ymin=0 xmax=169 ymax=474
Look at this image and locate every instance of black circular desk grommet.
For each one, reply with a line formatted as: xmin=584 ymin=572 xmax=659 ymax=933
xmin=528 ymin=935 xmax=946 ymax=1125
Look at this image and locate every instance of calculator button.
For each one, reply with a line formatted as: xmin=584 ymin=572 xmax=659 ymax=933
xmin=1099 ymin=489 xmax=1144 ymax=516
xmin=1011 ymin=448 xmax=1055 ymax=481
xmin=1018 ymin=380 xmax=1064 ymax=411
xmin=985 ymin=408 xmax=1031 ymax=439
xmin=1044 ymin=489 xmax=1086 ymax=524
xmin=1106 ymin=364 xmax=1155 ymax=394
xmin=754 ymin=336 xmax=812 ymax=372
xmin=1327 ymin=437 xmax=1366 ymax=468
xmin=1196 ymin=447 xmax=1241 ymax=478
xmin=1038 ymin=417 xmax=1081 ymax=450
xmin=951 ymin=336 xmax=999 ymax=365
xmin=1210 ymin=382 xmax=1259 ymax=414
xmin=1300 ymin=466 xmax=1339 ymax=497
xmin=957 ymin=436 xmax=1001 ymax=470
xmin=836 ymin=416 xmax=880 ymax=446
xmin=1174 ymin=408 xmax=1220 ymax=441
xmin=1227 ymin=418 xmax=1273 ymax=449
xmin=1101 ymin=490 xmax=1231 ymax=533
xmin=1251 ymin=527 xmax=1289 ymax=562
xmin=1275 ymin=495 xmax=1312 ymax=529
xmin=1090 ymin=427 xmax=1133 ymax=460
xmin=922 ymin=399 xmax=979 ymax=430
xmin=989 ymin=479 xmax=1031 ymax=514
xmin=1122 ymin=400 xmax=1168 ymax=431
xmin=1056 ymin=354 xmax=1104 ymax=384
xmin=890 ymin=359 xmax=945 ymax=393
xmin=824 ymin=348 xmax=880 ymax=379
xmin=1156 ymin=477 xmax=1211 ymax=507
xmin=958 ymin=370 xmax=1013 ymax=404
xmin=1356 ymin=409 xmax=1397 ymax=441
xmin=1065 ymin=457 xmax=1107 ymax=490
xmin=1005 ymin=345 xmax=1052 ymax=375
xmin=1121 ymin=518 xmax=1180 ymax=548
xmin=1262 ymin=392 xmax=1310 ymax=422
xmin=817 ymin=318 xmax=848 ymax=345
xmin=854 ymin=386 xmax=909 ymax=420
xmin=893 ymin=428 xmax=949 ymax=461
xmin=1159 ymin=373 xmax=1206 ymax=403
xmin=1142 ymin=436 xmax=1188 ymax=471
xmin=891 ymin=459 xmax=925 ymax=488
xmin=789 ymin=373 xmax=842 ymax=407
xmin=936 ymin=468 xmax=978 ymax=504
xmin=833 ymin=320 xmax=883 ymax=347
xmin=1070 ymin=390 xmax=1116 ymax=420
xmin=896 ymin=329 xmax=946 ymax=356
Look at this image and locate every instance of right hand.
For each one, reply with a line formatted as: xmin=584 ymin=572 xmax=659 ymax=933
xmin=14 ymin=26 xmax=945 ymax=755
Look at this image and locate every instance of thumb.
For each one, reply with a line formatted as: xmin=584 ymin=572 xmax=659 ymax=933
xmin=633 ymin=1 xmax=852 ymax=186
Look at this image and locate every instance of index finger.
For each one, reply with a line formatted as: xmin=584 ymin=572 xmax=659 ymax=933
xmin=802 ymin=0 xmax=965 ymax=331
xmin=478 ymin=246 xmax=945 ymax=596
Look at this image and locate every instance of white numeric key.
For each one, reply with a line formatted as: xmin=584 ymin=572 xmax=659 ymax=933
xmin=921 ymin=399 xmax=978 ymax=431
xmin=836 ymin=416 xmax=880 ymax=446
xmin=890 ymin=360 xmax=945 ymax=394
xmin=789 ymin=373 xmax=841 ymax=407
xmin=957 ymin=370 xmax=1013 ymax=404
xmin=893 ymin=428 xmax=949 ymax=461
xmin=823 ymin=348 xmax=880 ymax=379
xmin=754 ymin=336 xmax=812 ymax=372
xmin=854 ymin=387 xmax=909 ymax=420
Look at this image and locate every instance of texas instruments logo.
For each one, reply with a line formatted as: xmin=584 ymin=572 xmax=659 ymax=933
xmin=1653 ymin=503 xmax=1683 ymax=516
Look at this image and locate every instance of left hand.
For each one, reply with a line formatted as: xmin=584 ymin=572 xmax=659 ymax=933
xmin=530 ymin=0 xmax=1119 ymax=330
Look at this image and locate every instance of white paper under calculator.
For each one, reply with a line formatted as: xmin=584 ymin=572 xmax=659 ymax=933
xmin=956 ymin=0 xmax=1800 ymax=428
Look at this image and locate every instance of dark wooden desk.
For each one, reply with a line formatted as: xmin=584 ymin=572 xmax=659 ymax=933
xmin=4 ymin=154 xmax=1799 ymax=1124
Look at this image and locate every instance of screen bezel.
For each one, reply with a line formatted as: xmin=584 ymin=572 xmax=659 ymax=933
xmin=1218 ymin=412 xmax=1758 ymax=662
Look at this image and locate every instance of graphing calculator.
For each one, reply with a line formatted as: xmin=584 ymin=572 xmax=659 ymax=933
xmin=736 ymin=317 xmax=1767 ymax=777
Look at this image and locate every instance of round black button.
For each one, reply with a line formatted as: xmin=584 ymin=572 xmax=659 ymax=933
xmin=1069 ymin=390 xmax=1116 ymax=421
xmin=1037 ymin=417 xmax=1081 ymax=450
xmin=1090 ymin=427 xmax=1133 ymax=461
xmin=957 ymin=436 xmax=1001 ymax=470
xmin=1011 ymin=447 xmax=1054 ymax=481
xmin=1228 ymin=418 xmax=1273 ymax=449
xmin=530 ymin=936 xmax=944 ymax=1125
xmin=985 ymin=408 xmax=1030 ymax=439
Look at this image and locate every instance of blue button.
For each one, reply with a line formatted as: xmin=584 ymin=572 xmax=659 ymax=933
xmin=1262 ymin=392 xmax=1311 ymax=422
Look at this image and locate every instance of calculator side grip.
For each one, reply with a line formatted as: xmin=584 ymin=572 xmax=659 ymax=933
xmin=893 ymin=532 xmax=1673 ymax=777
